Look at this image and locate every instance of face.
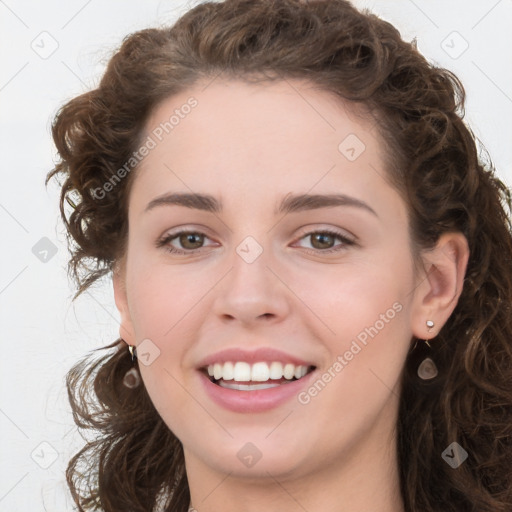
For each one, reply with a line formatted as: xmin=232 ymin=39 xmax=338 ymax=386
xmin=114 ymin=78 xmax=427 ymax=482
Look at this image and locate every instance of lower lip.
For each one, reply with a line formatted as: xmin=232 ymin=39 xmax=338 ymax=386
xmin=199 ymin=370 xmax=316 ymax=413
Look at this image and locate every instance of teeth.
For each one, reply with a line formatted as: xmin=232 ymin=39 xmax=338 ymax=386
xmin=269 ymin=362 xmax=283 ymax=379
xmin=213 ymin=363 xmax=223 ymax=380
xmin=251 ymin=362 xmax=270 ymax=382
xmin=283 ymin=363 xmax=295 ymax=380
xmin=233 ymin=362 xmax=251 ymax=381
xmin=206 ymin=361 xmax=310 ymax=382
xmin=223 ymin=361 xmax=234 ymax=380
xmin=219 ymin=381 xmax=281 ymax=391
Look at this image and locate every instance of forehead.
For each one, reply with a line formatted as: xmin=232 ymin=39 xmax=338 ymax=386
xmin=142 ymin=77 xmax=379 ymax=159
xmin=129 ymin=78 xmax=395 ymax=215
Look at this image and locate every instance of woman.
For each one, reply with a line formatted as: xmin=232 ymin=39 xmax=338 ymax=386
xmin=46 ymin=0 xmax=512 ymax=510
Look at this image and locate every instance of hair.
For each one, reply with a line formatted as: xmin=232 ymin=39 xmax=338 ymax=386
xmin=46 ymin=0 xmax=512 ymax=510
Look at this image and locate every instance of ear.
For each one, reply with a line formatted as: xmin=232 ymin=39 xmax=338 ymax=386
xmin=113 ymin=260 xmax=136 ymax=345
xmin=410 ymin=232 xmax=469 ymax=341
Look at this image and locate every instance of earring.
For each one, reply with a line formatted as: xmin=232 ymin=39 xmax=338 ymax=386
xmin=417 ymin=320 xmax=438 ymax=380
xmin=123 ymin=367 xmax=141 ymax=388
xmin=417 ymin=357 xmax=438 ymax=380
xmin=123 ymin=344 xmax=141 ymax=388
xmin=128 ymin=344 xmax=137 ymax=362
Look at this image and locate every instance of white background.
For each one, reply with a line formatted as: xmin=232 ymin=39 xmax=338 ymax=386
xmin=1 ymin=1 xmax=511 ymax=510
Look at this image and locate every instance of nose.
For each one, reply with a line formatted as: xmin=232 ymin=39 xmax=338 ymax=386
xmin=211 ymin=244 xmax=291 ymax=327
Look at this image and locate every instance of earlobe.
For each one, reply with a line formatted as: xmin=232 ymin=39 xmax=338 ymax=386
xmin=113 ymin=264 xmax=136 ymax=345
xmin=411 ymin=232 xmax=469 ymax=340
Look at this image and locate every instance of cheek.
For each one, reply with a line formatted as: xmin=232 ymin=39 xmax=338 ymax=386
xmin=287 ymin=252 xmax=415 ymax=403
xmin=293 ymin=272 xmax=413 ymax=447
xmin=125 ymin=263 xmax=217 ymax=418
xmin=130 ymin=274 xmax=200 ymax=429
xmin=288 ymin=254 xmax=414 ymax=344
xmin=126 ymin=259 xmax=215 ymax=342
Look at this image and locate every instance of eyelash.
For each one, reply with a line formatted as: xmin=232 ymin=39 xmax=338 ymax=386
xmin=156 ymin=228 xmax=355 ymax=255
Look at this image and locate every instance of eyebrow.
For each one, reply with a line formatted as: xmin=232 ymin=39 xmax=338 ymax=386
xmin=144 ymin=192 xmax=377 ymax=217
xmin=145 ymin=192 xmax=220 ymax=213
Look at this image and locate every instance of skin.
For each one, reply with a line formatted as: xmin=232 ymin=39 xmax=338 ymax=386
xmin=113 ymin=78 xmax=469 ymax=512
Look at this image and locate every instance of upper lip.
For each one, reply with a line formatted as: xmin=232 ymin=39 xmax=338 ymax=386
xmin=197 ymin=347 xmax=315 ymax=369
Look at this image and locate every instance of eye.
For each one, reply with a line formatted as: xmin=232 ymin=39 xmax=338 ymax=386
xmin=156 ymin=230 xmax=217 ymax=255
xmin=294 ymin=229 xmax=355 ymax=254
xmin=156 ymin=228 xmax=355 ymax=256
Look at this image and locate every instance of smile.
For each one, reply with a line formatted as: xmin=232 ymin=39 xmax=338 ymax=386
xmin=197 ymin=348 xmax=317 ymax=411
xmin=206 ymin=361 xmax=314 ymax=391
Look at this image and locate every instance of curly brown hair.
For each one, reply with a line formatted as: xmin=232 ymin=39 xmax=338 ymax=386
xmin=46 ymin=0 xmax=512 ymax=511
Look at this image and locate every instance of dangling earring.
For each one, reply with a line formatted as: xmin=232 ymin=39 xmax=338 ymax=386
xmin=123 ymin=344 xmax=141 ymax=389
xmin=417 ymin=320 xmax=438 ymax=380
xmin=123 ymin=367 xmax=141 ymax=388
xmin=128 ymin=344 xmax=137 ymax=362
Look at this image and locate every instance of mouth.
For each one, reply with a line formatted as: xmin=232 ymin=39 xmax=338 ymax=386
xmin=203 ymin=361 xmax=316 ymax=391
